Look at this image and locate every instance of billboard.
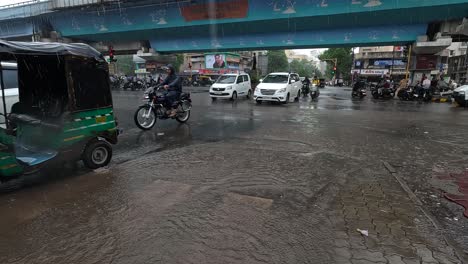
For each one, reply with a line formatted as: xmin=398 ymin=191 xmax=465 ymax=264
xmin=416 ymin=55 xmax=437 ymax=70
xmin=181 ymin=0 xmax=248 ymax=22
xmin=205 ymin=53 xmax=241 ymax=69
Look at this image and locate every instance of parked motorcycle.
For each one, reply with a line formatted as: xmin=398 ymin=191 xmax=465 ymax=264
xmin=134 ymin=86 xmax=192 ymax=130
xmin=110 ymin=75 xmax=123 ymax=90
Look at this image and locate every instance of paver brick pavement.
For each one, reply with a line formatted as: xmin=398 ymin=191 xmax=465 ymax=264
xmin=328 ymin=165 xmax=462 ymax=264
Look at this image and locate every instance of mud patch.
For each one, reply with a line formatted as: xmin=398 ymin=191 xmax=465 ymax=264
xmin=437 ymin=172 xmax=468 ymax=218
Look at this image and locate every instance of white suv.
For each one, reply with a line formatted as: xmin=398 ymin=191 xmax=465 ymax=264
xmin=254 ymin=72 xmax=302 ymax=104
xmin=209 ymin=73 xmax=252 ymax=101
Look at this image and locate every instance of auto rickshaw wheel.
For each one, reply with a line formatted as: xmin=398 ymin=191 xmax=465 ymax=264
xmin=83 ymin=140 xmax=113 ymax=169
xmin=0 ymin=177 xmax=24 ymax=193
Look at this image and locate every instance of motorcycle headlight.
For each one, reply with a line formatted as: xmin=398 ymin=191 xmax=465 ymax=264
xmin=277 ymin=88 xmax=287 ymax=93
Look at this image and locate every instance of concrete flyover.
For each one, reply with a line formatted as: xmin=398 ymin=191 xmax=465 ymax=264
xmin=0 ymin=0 xmax=467 ymax=52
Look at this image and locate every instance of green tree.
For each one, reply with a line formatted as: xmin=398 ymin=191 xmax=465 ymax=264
xmin=319 ymin=48 xmax=353 ymax=80
xmin=113 ymin=55 xmax=135 ymax=75
xmin=267 ymin=50 xmax=289 ymax=73
xmin=174 ymin=54 xmax=185 ymax=73
xmin=289 ymin=59 xmax=322 ymax=78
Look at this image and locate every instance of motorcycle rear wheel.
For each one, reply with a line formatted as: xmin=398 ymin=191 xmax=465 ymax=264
xmin=176 ymin=110 xmax=190 ymax=123
xmin=134 ymin=105 xmax=157 ymax=130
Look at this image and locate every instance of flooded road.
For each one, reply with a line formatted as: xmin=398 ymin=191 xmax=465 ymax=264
xmin=1 ymin=87 xmax=468 ymax=263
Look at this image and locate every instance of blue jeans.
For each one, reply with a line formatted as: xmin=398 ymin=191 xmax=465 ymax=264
xmin=165 ymin=91 xmax=180 ymax=109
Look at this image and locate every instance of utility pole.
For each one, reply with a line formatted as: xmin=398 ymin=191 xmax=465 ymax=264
xmin=405 ymin=45 xmax=412 ymax=80
xmin=390 ymin=46 xmax=396 ymax=77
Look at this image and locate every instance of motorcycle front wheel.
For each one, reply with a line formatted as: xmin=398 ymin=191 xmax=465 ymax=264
xmin=134 ymin=105 xmax=157 ymax=130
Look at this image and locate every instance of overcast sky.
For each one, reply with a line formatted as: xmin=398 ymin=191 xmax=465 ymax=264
xmin=4 ymin=0 xmax=34 ymax=4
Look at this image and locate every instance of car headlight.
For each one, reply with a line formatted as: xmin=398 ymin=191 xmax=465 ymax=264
xmin=277 ymin=88 xmax=287 ymax=93
xmin=226 ymin=86 xmax=233 ymax=90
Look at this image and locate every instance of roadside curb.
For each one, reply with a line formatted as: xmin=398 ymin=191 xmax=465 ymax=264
xmin=383 ymin=161 xmax=468 ymax=263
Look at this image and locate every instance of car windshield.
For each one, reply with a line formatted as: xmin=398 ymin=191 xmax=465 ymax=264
xmin=216 ymin=75 xmax=236 ymax=84
xmin=263 ymin=75 xmax=289 ymax=83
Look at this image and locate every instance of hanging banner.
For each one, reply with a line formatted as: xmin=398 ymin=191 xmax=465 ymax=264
xmin=181 ymin=0 xmax=249 ymax=22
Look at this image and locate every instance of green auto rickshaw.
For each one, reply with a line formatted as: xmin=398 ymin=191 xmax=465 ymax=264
xmin=0 ymin=40 xmax=118 ymax=190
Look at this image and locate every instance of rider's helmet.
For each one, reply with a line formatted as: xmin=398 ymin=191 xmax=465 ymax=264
xmin=164 ymin=64 xmax=175 ymax=75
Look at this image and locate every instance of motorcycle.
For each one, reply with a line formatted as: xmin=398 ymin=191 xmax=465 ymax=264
xmin=397 ymin=86 xmax=417 ymax=101
xmin=134 ymin=86 xmax=192 ymax=130
xmin=352 ymin=88 xmax=367 ymax=98
xmin=310 ymin=84 xmax=320 ymax=99
xmin=123 ymin=79 xmax=135 ymax=91
xmin=419 ymin=88 xmax=433 ymax=102
xmin=371 ymin=84 xmax=395 ymax=99
xmin=352 ymin=80 xmax=367 ymax=99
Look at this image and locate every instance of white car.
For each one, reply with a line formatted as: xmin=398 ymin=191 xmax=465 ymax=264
xmin=254 ymin=72 xmax=302 ymax=104
xmin=453 ymin=85 xmax=468 ymax=106
xmin=0 ymin=62 xmax=19 ymax=128
xmin=209 ymin=73 xmax=252 ymax=101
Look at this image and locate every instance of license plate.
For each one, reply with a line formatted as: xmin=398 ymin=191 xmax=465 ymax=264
xmin=215 ymin=92 xmax=223 ymax=95
xmin=414 ymin=94 xmax=418 ymax=97
xmin=95 ymin=116 xmax=106 ymax=123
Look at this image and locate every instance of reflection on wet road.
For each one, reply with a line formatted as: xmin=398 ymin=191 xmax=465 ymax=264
xmin=1 ymin=87 xmax=468 ymax=263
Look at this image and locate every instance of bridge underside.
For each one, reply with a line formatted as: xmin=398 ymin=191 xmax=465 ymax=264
xmin=0 ymin=0 xmax=467 ymax=52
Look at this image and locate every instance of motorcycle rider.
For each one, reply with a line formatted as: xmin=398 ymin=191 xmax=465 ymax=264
xmin=303 ymin=77 xmax=311 ymax=95
xmin=353 ymin=78 xmax=365 ymax=92
xmin=161 ymin=64 xmax=182 ymax=117
xmin=377 ymin=76 xmax=390 ymax=96
xmin=394 ymin=78 xmax=408 ymax=98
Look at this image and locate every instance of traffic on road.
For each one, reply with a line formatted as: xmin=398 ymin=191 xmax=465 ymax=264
xmin=1 ymin=41 xmax=468 ymax=264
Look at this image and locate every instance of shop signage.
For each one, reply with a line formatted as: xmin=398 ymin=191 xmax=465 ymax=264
xmin=371 ymin=59 xmax=406 ymax=67
xmin=135 ymin=69 xmax=147 ymax=74
xmin=351 ymin=69 xmax=389 ymax=75
xmin=199 ymin=69 xmax=239 ymax=75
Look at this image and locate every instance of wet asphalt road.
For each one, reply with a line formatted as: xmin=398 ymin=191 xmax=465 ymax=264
xmin=1 ymin=86 xmax=468 ymax=263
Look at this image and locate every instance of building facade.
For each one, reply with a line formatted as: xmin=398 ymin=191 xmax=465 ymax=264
xmin=285 ymin=50 xmax=309 ymax=61
xmin=352 ymin=46 xmax=407 ymax=82
xmin=446 ymin=42 xmax=467 ymax=84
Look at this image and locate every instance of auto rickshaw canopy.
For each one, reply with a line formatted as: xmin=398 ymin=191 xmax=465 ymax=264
xmin=0 ymin=40 xmax=112 ymax=116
